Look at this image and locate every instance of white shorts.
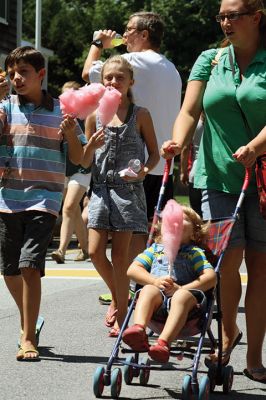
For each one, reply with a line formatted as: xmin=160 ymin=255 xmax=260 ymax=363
xmin=65 ymin=172 xmax=91 ymax=190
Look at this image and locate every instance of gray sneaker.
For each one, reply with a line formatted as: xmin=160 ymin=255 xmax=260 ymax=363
xmin=51 ymin=249 xmax=65 ymax=264
xmin=74 ymin=249 xmax=89 ymax=262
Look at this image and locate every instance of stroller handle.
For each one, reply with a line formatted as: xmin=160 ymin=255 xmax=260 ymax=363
xmin=242 ymin=167 xmax=252 ymax=192
xmin=146 ymin=158 xmax=172 ymax=247
xmin=162 ymin=159 xmax=172 ymax=184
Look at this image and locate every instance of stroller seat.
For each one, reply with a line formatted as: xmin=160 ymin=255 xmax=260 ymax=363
xmin=147 ymin=288 xmax=214 ymax=339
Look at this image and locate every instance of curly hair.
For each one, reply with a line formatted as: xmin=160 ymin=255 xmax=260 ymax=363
xmin=154 ymin=205 xmax=210 ymax=246
xmin=182 ymin=205 xmax=210 ymax=245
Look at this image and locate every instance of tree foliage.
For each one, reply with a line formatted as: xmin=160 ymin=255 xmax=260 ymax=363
xmin=22 ymin=0 xmax=223 ymax=96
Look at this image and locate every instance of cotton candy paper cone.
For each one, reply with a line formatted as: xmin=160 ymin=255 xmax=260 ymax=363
xmin=161 ymin=200 xmax=183 ymax=276
xmin=59 ymin=83 xmax=106 ymax=120
xmin=97 ymin=86 xmax=121 ymax=126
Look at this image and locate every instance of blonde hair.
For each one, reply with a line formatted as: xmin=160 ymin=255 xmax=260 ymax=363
xmin=182 ymin=205 xmax=210 ymax=245
xmin=61 ymin=81 xmax=80 ymax=93
xmin=154 ymin=205 xmax=210 ymax=246
xmin=101 ymin=55 xmax=134 ymax=101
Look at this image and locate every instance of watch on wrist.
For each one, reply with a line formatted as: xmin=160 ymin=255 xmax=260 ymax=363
xmin=91 ymin=39 xmax=103 ymax=49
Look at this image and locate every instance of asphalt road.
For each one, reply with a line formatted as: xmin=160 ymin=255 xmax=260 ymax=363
xmin=0 ymin=240 xmax=265 ymax=400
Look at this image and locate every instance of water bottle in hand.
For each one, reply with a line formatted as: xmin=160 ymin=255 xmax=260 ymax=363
xmin=128 ymin=159 xmax=141 ymax=173
xmin=111 ymin=34 xmax=124 ymax=47
xmin=93 ymin=31 xmax=124 ymax=47
xmin=118 ymin=159 xmax=141 ymax=178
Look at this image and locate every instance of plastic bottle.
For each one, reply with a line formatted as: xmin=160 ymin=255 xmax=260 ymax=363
xmin=111 ymin=34 xmax=124 ymax=47
xmin=128 ymin=159 xmax=141 ymax=173
xmin=93 ymin=31 xmax=124 ymax=47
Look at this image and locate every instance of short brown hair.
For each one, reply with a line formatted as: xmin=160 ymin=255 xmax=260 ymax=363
xmin=129 ymin=12 xmax=164 ymax=48
xmin=5 ymin=46 xmax=45 ymax=72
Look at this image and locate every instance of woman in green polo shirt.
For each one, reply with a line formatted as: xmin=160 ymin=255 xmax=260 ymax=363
xmin=161 ymin=0 xmax=266 ymax=384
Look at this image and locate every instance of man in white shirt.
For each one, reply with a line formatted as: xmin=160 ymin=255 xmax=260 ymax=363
xmin=82 ymin=11 xmax=182 ymax=261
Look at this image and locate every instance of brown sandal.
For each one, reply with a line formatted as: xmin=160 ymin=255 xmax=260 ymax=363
xmin=205 ymin=331 xmax=243 ymax=367
xmin=243 ymin=367 xmax=266 ymax=383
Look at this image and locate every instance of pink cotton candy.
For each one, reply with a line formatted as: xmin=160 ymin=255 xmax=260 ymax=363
xmin=161 ymin=200 xmax=183 ymax=267
xmin=97 ymin=86 xmax=121 ymax=126
xmin=59 ymin=83 xmax=106 ymax=120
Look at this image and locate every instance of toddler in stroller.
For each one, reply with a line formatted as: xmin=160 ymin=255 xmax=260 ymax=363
xmin=122 ymin=205 xmax=217 ymax=363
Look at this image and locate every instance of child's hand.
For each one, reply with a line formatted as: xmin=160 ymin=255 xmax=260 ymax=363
xmin=88 ymin=128 xmax=105 ymax=149
xmin=60 ymin=114 xmax=76 ymax=138
xmin=0 ymin=73 xmax=9 ymax=100
xmin=164 ymin=282 xmax=180 ymax=297
xmin=153 ymin=275 xmax=174 ymax=291
xmin=121 ymin=164 xmax=146 ymax=181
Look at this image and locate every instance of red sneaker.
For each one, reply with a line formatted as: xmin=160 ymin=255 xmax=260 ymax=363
xmin=122 ymin=324 xmax=149 ymax=352
xmin=148 ymin=339 xmax=170 ymax=363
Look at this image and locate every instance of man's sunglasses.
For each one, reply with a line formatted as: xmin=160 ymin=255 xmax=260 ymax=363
xmin=216 ymin=12 xmax=251 ymax=23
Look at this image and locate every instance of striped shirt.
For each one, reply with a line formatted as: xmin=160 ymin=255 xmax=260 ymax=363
xmin=0 ymin=93 xmax=86 ymax=216
xmin=135 ymin=243 xmax=212 ymax=285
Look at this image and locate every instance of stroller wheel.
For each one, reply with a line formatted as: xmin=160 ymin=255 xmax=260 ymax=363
xmin=123 ymin=355 xmax=134 ymax=385
xmin=111 ymin=367 xmax=122 ymax=398
xmin=222 ymin=365 xmax=234 ymax=394
xmin=182 ymin=374 xmax=193 ymax=400
xmin=198 ymin=375 xmax=210 ymax=400
xmin=139 ymin=356 xmax=151 ymax=385
xmin=93 ymin=366 xmax=105 ymax=398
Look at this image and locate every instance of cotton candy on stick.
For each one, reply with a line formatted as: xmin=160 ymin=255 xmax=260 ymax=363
xmin=59 ymin=83 xmax=106 ymax=120
xmin=161 ymin=200 xmax=183 ymax=277
xmin=97 ymin=86 xmax=121 ymax=127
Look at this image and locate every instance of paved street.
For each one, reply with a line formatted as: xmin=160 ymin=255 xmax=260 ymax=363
xmin=0 ymin=239 xmax=265 ymax=400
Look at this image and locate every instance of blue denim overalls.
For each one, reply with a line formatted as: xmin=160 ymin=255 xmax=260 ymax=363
xmin=88 ymin=104 xmax=148 ymax=232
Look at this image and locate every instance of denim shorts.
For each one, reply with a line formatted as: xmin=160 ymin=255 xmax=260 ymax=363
xmin=88 ymin=182 xmax=148 ymax=232
xmin=202 ymin=190 xmax=266 ymax=252
xmin=0 ymin=211 xmax=56 ymax=276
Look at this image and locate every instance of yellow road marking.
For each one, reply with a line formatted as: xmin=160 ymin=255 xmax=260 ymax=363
xmin=45 ymin=269 xmax=100 ymax=278
xmin=0 ymin=267 xmax=248 ymax=283
xmin=44 ymin=269 xmax=248 ymax=283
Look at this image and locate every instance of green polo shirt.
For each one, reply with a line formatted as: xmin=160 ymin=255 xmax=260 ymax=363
xmin=189 ymin=45 xmax=266 ymax=194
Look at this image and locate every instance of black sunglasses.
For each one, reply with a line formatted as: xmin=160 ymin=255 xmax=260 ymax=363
xmin=216 ymin=11 xmax=251 ymax=22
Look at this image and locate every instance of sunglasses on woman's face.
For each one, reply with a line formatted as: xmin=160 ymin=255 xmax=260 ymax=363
xmin=216 ymin=11 xmax=251 ymax=22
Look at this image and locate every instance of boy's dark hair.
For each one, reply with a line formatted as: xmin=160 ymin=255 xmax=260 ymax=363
xmin=129 ymin=12 xmax=164 ymax=48
xmin=5 ymin=46 xmax=45 ymax=72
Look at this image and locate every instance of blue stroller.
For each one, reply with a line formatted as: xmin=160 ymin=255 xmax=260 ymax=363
xmin=92 ymin=164 xmax=251 ymax=399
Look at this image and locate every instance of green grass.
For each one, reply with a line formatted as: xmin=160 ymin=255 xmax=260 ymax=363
xmin=174 ymin=195 xmax=190 ymax=205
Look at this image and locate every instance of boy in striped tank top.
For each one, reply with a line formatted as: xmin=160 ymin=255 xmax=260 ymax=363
xmin=0 ymin=46 xmax=85 ymax=361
